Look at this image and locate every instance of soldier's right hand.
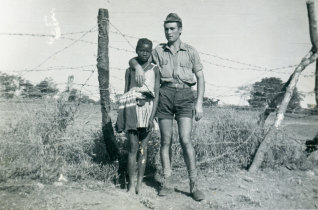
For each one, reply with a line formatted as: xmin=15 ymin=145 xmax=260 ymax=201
xmin=135 ymin=65 xmax=144 ymax=87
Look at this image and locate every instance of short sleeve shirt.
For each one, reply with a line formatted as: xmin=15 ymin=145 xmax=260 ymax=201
xmin=152 ymin=42 xmax=203 ymax=85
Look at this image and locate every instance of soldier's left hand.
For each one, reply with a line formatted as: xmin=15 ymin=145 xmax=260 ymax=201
xmin=194 ymin=103 xmax=203 ymax=121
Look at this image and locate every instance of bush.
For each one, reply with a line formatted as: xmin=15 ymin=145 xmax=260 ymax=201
xmin=261 ymin=127 xmax=308 ymax=170
xmin=142 ymin=107 xmax=264 ymax=175
xmin=0 ymin=99 xmax=117 ymax=183
xmin=191 ymin=107 xmax=263 ymax=171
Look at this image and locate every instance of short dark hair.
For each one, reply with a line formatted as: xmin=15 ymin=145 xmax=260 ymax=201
xmin=176 ymin=22 xmax=182 ymax=28
xmin=136 ymin=38 xmax=153 ymax=51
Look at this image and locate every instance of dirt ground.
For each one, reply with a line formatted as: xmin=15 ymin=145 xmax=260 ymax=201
xmin=1 ymin=167 xmax=317 ymax=210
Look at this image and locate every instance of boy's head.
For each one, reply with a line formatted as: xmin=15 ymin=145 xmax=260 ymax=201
xmin=136 ymin=38 xmax=152 ymax=63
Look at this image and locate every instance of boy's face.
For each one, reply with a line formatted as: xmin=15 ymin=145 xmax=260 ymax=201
xmin=136 ymin=43 xmax=152 ymax=63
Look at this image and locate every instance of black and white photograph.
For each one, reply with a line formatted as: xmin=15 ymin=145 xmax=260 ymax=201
xmin=0 ymin=0 xmax=318 ymax=209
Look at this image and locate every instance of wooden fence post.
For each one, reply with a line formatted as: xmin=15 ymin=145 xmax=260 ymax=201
xmin=249 ymin=0 xmax=318 ymax=173
xmin=308 ymin=0 xmax=318 ymax=106
xmin=257 ymin=74 xmax=294 ymax=126
xmin=97 ymin=9 xmax=119 ymax=161
xmin=315 ymin=60 xmax=318 ymax=104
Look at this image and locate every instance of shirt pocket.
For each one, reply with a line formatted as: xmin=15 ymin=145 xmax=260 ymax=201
xmin=179 ymin=61 xmax=194 ymax=81
xmin=160 ymin=59 xmax=171 ymax=78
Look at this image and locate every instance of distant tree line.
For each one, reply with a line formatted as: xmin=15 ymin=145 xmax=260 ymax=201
xmin=0 ymin=73 xmax=305 ymax=109
xmin=0 ymin=72 xmax=95 ymax=103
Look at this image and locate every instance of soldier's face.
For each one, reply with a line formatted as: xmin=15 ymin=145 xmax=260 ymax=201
xmin=164 ymin=22 xmax=182 ymax=43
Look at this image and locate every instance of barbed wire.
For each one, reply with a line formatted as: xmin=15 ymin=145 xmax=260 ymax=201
xmin=203 ymin=59 xmax=297 ymax=73
xmin=0 ymin=32 xmax=55 ymax=38
xmin=61 ymin=29 xmax=98 ymax=36
xmin=0 ymin=26 xmax=316 ymax=108
xmin=8 ymin=64 xmax=306 ymax=93
xmin=2 ymin=65 xmax=128 ymax=73
xmin=109 ymin=45 xmax=135 ymax=53
xmin=205 ymin=80 xmax=316 ymax=93
xmin=19 ymin=25 xmax=98 ymax=77
xmin=1 ymin=27 xmax=317 ymax=76
xmin=107 ymin=29 xmax=314 ymax=75
xmin=200 ymin=52 xmax=269 ymax=70
xmin=109 ymin=29 xmax=316 ymax=77
xmin=110 ymin=30 xmax=140 ymax=39
xmin=0 ymin=29 xmax=98 ymax=37
xmin=10 ymin=65 xmax=96 ymax=73
xmin=78 ymin=68 xmax=96 ymax=91
xmin=1 ymin=67 xmax=315 ymax=99
xmin=0 ymin=32 xmax=99 ymax=46
xmin=1 ymin=29 xmax=316 ymax=77
xmin=109 ymin=21 xmax=135 ymax=50
xmin=59 ymin=36 xmax=97 ymax=45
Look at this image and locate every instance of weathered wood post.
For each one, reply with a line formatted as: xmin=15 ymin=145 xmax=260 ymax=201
xmin=316 ymin=61 xmax=318 ymax=105
xmin=257 ymin=73 xmax=294 ymax=126
xmin=249 ymin=0 xmax=318 ymax=172
xmin=97 ymin=9 xmax=119 ymax=161
xmin=309 ymin=0 xmax=318 ymax=106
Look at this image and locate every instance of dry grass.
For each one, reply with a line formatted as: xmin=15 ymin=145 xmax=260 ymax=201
xmin=0 ymin=99 xmax=117 ymax=184
xmin=145 ymin=107 xmax=314 ymax=176
xmin=144 ymin=107 xmax=264 ymax=175
xmin=0 ymin=100 xmax=314 ymax=185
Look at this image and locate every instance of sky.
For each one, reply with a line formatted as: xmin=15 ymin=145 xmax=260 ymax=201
xmin=0 ymin=0 xmax=317 ymax=107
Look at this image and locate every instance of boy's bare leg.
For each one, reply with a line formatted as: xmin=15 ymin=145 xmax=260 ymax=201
xmin=127 ymin=131 xmax=138 ymax=193
xmin=136 ymin=130 xmax=151 ymax=194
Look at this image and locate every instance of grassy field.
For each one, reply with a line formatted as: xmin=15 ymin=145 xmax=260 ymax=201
xmin=0 ymin=99 xmax=317 ymax=209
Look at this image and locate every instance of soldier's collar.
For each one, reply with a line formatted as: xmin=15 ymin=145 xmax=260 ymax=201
xmin=163 ymin=42 xmax=187 ymax=51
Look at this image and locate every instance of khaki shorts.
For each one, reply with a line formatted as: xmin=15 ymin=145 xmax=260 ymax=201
xmin=157 ymin=86 xmax=194 ymax=120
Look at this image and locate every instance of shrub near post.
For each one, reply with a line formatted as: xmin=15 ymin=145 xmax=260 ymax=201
xmin=249 ymin=0 xmax=318 ymax=172
xmin=97 ymin=8 xmax=120 ymax=161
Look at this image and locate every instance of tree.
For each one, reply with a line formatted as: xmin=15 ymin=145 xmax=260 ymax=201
xmin=35 ymin=77 xmax=58 ymax=97
xmin=68 ymin=88 xmax=78 ymax=102
xmin=19 ymin=80 xmax=46 ymax=98
xmin=0 ymin=73 xmax=22 ymax=98
xmin=67 ymin=88 xmax=95 ymax=103
xmin=0 ymin=72 xmax=47 ymax=98
xmin=203 ymin=97 xmax=220 ymax=107
xmin=247 ymin=77 xmax=304 ymax=111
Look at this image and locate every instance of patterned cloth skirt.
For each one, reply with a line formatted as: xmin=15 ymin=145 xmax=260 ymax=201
xmin=136 ymin=100 xmax=153 ymax=128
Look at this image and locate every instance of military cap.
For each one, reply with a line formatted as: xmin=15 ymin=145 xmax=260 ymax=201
xmin=164 ymin=13 xmax=182 ymax=26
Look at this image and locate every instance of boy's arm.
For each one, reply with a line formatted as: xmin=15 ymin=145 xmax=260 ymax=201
xmin=124 ymin=68 xmax=130 ymax=93
xmin=148 ymin=66 xmax=160 ymax=131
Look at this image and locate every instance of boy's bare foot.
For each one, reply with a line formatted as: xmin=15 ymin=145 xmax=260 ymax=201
xmin=135 ymin=183 xmax=141 ymax=195
xmin=127 ymin=183 xmax=135 ymax=194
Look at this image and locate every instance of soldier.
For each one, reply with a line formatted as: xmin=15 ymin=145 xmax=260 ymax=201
xmin=129 ymin=13 xmax=205 ymax=201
